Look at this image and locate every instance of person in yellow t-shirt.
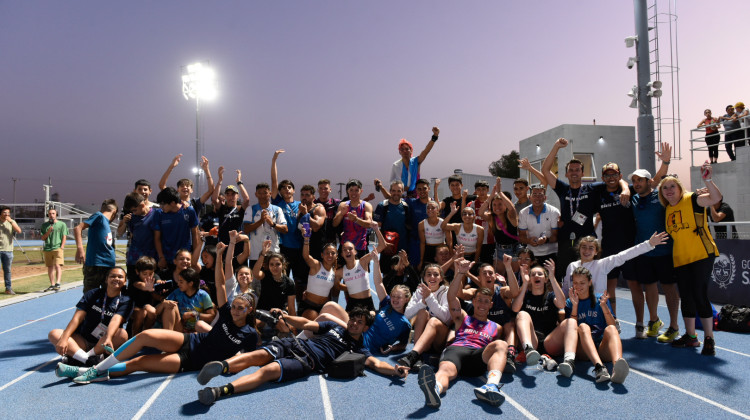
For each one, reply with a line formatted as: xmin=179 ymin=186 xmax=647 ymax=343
xmin=657 ymin=162 xmax=722 ymax=356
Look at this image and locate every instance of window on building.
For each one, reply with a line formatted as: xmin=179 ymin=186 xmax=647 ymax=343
xmin=573 ymin=153 xmax=596 ymax=181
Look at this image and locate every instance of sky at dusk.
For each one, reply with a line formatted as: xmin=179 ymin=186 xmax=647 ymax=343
xmin=2 ymin=1 xmax=749 ymax=207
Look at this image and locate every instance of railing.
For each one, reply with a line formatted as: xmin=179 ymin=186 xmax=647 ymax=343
xmin=708 ymin=221 xmax=750 ymax=240
xmin=689 ymin=115 xmax=749 ymax=166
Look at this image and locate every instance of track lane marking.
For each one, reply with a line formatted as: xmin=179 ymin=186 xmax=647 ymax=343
xmin=0 ymin=307 xmax=75 ymax=335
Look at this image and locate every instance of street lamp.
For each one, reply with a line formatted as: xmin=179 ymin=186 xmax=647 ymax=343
xmin=181 ymin=61 xmax=218 ymax=196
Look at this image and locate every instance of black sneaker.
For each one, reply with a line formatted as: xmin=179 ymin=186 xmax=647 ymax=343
xmin=54 ymin=283 xmax=61 ymax=291
xmin=397 ymin=351 xmax=419 ymax=371
xmin=504 ymin=352 xmax=517 ymax=374
xmin=594 ymin=364 xmax=610 ymax=383
xmin=198 ymin=387 xmax=220 ymax=406
xmin=43 ymin=285 xmax=56 ymax=292
xmin=671 ymin=334 xmax=700 ymax=348
xmin=701 ymin=336 xmax=716 ymax=356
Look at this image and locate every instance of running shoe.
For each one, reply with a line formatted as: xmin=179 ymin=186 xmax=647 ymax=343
xmin=647 ymin=318 xmax=663 ymax=337
xmin=43 ymin=285 xmax=56 ymax=292
xmin=701 ymin=336 xmax=716 ymax=356
xmin=397 ymin=351 xmax=419 ymax=371
xmin=198 ymin=387 xmax=220 ymax=406
xmin=54 ymin=283 xmax=61 ymax=291
xmin=474 ymin=383 xmax=505 ymax=407
xmin=524 ymin=345 xmax=540 ymax=366
xmin=610 ymin=358 xmax=629 ymax=384
xmin=635 ymin=324 xmax=647 ymax=339
xmin=657 ymin=327 xmax=679 ymax=343
xmin=198 ymin=361 xmax=224 ymax=385
xmin=594 ymin=364 xmax=610 ymax=383
xmin=73 ymin=367 xmax=109 ymax=384
xmin=614 ymin=319 xmax=622 ymax=334
xmin=671 ymin=333 xmax=700 ymax=348
xmin=558 ymin=359 xmax=575 ymax=378
xmin=55 ymin=362 xmax=87 ymax=379
xmin=504 ymin=352 xmax=516 ymax=375
xmin=418 ymin=365 xmax=441 ymax=408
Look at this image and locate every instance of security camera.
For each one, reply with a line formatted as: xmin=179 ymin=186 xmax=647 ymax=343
xmin=624 ymin=35 xmax=638 ymax=48
xmin=626 ymin=56 xmax=637 ymax=69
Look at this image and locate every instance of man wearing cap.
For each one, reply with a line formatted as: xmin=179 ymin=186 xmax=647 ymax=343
xmin=719 ymin=104 xmax=744 ymax=161
xmin=517 ymin=184 xmax=559 ymax=264
xmin=539 ymin=138 xmax=630 ymax=281
xmin=627 ymin=146 xmax=679 ymax=343
xmin=390 ymin=127 xmax=439 ymax=198
xmin=212 ymin=167 xmax=250 ymax=258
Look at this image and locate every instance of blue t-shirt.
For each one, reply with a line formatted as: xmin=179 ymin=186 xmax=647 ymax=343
xmin=363 ymin=296 xmax=412 ymax=353
xmin=300 ymin=321 xmax=373 ymax=373
xmin=84 ymin=212 xmax=116 ymax=267
xmin=188 ymin=303 xmax=258 ymax=369
xmin=126 ymin=209 xmax=157 ymax=265
xmin=75 ymin=288 xmax=133 ymax=343
xmin=152 ymin=206 xmax=198 ymax=263
xmin=405 ymin=197 xmax=428 ymax=266
xmin=374 ymin=201 xmax=409 ymax=251
xmin=631 ymin=190 xmax=673 ymax=257
xmin=565 ymin=293 xmax=612 ymax=341
xmin=553 ymin=180 xmax=604 ymax=241
xmin=166 ymin=288 xmax=214 ymax=330
xmin=273 ymin=194 xmax=303 ymax=249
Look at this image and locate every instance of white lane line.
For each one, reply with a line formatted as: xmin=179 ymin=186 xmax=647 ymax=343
xmin=0 ymin=307 xmax=74 ymax=335
xmin=618 ymin=319 xmax=750 ymax=358
xmin=503 ymin=391 xmax=539 ymax=420
xmin=131 ymin=373 xmax=175 ymax=420
xmin=631 ymin=368 xmax=750 ymax=419
xmin=0 ymin=356 xmax=59 ymax=392
xmin=318 ymin=375 xmax=335 ymax=420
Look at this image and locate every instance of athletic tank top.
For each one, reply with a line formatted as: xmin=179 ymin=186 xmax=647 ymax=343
xmin=342 ymin=260 xmax=370 ymax=295
xmin=493 ymin=216 xmax=519 ymax=246
xmin=457 ymin=224 xmax=480 ymax=253
xmin=306 ymin=264 xmax=336 ymax=296
xmin=424 ymin=218 xmax=446 ymax=245
xmin=342 ymin=201 xmax=368 ymax=251
xmin=452 ymin=315 xmax=499 ymax=349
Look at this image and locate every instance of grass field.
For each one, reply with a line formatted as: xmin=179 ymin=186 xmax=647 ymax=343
xmin=1 ymin=246 xmax=125 ymax=299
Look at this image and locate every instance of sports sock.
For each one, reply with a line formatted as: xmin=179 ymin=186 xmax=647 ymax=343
xmin=435 ymin=382 xmax=443 ymax=395
xmin=94 ymin=354 xmax=120 ymax=371
xmin=219 ymin=383 xmax=234 ymax=397
xmin=221 ymin=360 xmax=230 ymax=374
xmin=523 ymin=342 xmax=532 ymax=350
xmin=73 ymin=349 xmax=89 ymax=363
xmin=86 ymin=348 xmax=98 ymax=358
xmin=507 ymin=345 xmax=517 ymax=357
xmin=487 ymin=370 xmax=501 ymax=385
xmin=564 ymin=352 xmax=575 ymax=362
xmin=407 ymin=350 xmax=419 ymax=363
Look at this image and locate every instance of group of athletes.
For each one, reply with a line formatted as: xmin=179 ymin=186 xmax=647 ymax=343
xmin=46 ymin=129 xmax=724 ymax=410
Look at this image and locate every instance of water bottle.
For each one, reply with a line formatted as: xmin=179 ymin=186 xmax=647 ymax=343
xmin=540 ymin=354 xmax=557 ymax=371
xmin=303 ymin=222 xmax=311 ymax=238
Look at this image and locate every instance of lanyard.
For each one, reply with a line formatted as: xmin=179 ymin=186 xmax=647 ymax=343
xmin=568 ymin=187 xmax=582 ymax=217
xmin=101 ymin=292 xmax=121 ymax=324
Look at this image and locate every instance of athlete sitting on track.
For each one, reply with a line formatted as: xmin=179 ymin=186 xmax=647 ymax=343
xmin=54 ymin=262 xmax=258 ymax=384
xmin=194 ymin=306 xmax=408 ymax=406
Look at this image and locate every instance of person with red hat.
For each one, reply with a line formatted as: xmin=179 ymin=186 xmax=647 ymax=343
xmin=390 ymin=127 xmax=439 ymax=198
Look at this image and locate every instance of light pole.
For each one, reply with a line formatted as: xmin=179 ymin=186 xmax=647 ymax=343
xmin=181 ymin=61 xmax=218 ymax=197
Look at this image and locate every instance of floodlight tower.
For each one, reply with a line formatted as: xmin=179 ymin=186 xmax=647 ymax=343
xmin=181 ymin=61 xmax=218 ymax=196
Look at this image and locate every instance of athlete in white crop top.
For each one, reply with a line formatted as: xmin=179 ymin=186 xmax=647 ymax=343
xmin=336 ymin=224 xmax=387 ymax=300
xmin=300 ymin=233 xmax=339 ymax=320
xmin=441 ymin=201 xmax=484 ymax=262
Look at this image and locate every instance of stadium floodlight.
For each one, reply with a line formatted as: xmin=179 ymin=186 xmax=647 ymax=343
xmin=181 ymin=61 xmax=218 ymax=196
xmin=624 ymin=35 xmax=638 ymax=48
xmin=647 ymin=80 xmax=662 ymax=98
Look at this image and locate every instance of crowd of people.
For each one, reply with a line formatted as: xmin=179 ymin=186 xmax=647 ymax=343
xmin=698 ymin=101 xmax=749 ymax=163
xmin=42 ymin=128 xmax=730 ymax=410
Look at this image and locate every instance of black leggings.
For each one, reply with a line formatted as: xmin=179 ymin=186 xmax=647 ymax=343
xmin=675 ymin=257 xmax=714 ymax=319
xmin=705 ymin=133 xmax=720 ymax=160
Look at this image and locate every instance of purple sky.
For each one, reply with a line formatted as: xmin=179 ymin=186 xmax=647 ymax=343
xmin=2 ymin=1 xmax=749 ymax=207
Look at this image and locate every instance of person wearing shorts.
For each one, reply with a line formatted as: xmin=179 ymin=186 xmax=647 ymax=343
xmin=41 ymin=208 xmax=68 ymax=291
xmin=416 ymin=259 xmax=510 ymax=409
xmin=194 ymin=307 xmax=407 ymax=405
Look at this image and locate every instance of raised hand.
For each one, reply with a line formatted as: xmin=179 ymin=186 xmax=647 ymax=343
xmin=518 ymin=157 xmax=532 ymax=170
xmin=171 ymin=154 xmax=183 ymax=168
xmin=649 ymin=231 xmax=669 ymax=247
xmin=432 ymin=126 xmax=440 ymax=136
xmin=569 ymin=287 xmax=579 ymax=305
xmin=556 ymin=138 xmax=569 ymax=148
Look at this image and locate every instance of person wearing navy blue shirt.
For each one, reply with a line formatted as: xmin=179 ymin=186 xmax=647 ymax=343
xmin=195 ymin=306 xmax=408 ymax=405
xmin=152 ymin=187 xmax=200 ymax=274
xmin=271 ymin=150 xmax=306 ymax=284
xmin=74 ymin=199 xmax=119 ymax=292
xmin=538 ymin=138 xmax=630 ymax=282
xmin=49 ymin=267 xmax=132 ymax=366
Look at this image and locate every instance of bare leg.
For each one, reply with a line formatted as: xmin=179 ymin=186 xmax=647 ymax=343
xmin=482 ymin=341 xmax=508 ymax=371
xmin=114 ymin=353 xmax=182 ymax=376
xmin=230 ymin=361 xmax=282 ymax=394
xmin=47 ymin=266 xmax=55 ymax=287
xmin=627 ymin=280 xmax=645 ymax=324
xmin=514 ymin=311 xmax=538 ymax=349
xmin=48 ymin=329 xmax=88 ymax=356
xmin=607 ymin=277 xmax=617 ymax=316
xmin=113 ymin=329 xmax=185 ymax=362
xmin=596 ymin=326 xmax=622 ymax=362
xmin=434 ymin=361 xmax=458 ymax=393
xmin=224 ymin=349 xmax=274 ymax=373
xmin=413 ymin=317 xmax=448 ymax=354
xmin=643 ymin=283 xmax=660 ymax=322
xmin=318 ymin=301 xmax=348 ymax=322
xmin=55 ymin=264 xmax=63 ymax=284
xmin=411 ymin=310 xmax=430 ymax=343
xmin=542 ymin=318 xmax=577 ymax=356
xmin=575 ymin=323 xmax=603 ymax=366
xmin=684 ymin=317 xmax=696 ymax=336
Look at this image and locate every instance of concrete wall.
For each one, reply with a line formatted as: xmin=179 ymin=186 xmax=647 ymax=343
xmin=518 ymin=124 xmax=636 ymax=209
xmin=690 ymin=145 xmax=749 ymax=237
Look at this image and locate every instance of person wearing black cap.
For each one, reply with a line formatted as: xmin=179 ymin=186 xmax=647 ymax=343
xmin=211 ymin=166 xmax=250 ymax=263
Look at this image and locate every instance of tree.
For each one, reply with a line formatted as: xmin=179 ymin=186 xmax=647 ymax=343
xmin=488 ymin=150 xmax=520 ymax=179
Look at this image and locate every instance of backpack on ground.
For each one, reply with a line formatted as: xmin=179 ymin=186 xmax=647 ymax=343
xmin=717 ymin=305 xmax=750 ymax=333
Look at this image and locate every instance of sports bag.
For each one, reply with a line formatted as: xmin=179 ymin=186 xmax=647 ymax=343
xmin=327 ymin=351 xmax=367 ymax=379
xmin=717 ymin=305 xmax=750 ymax=333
